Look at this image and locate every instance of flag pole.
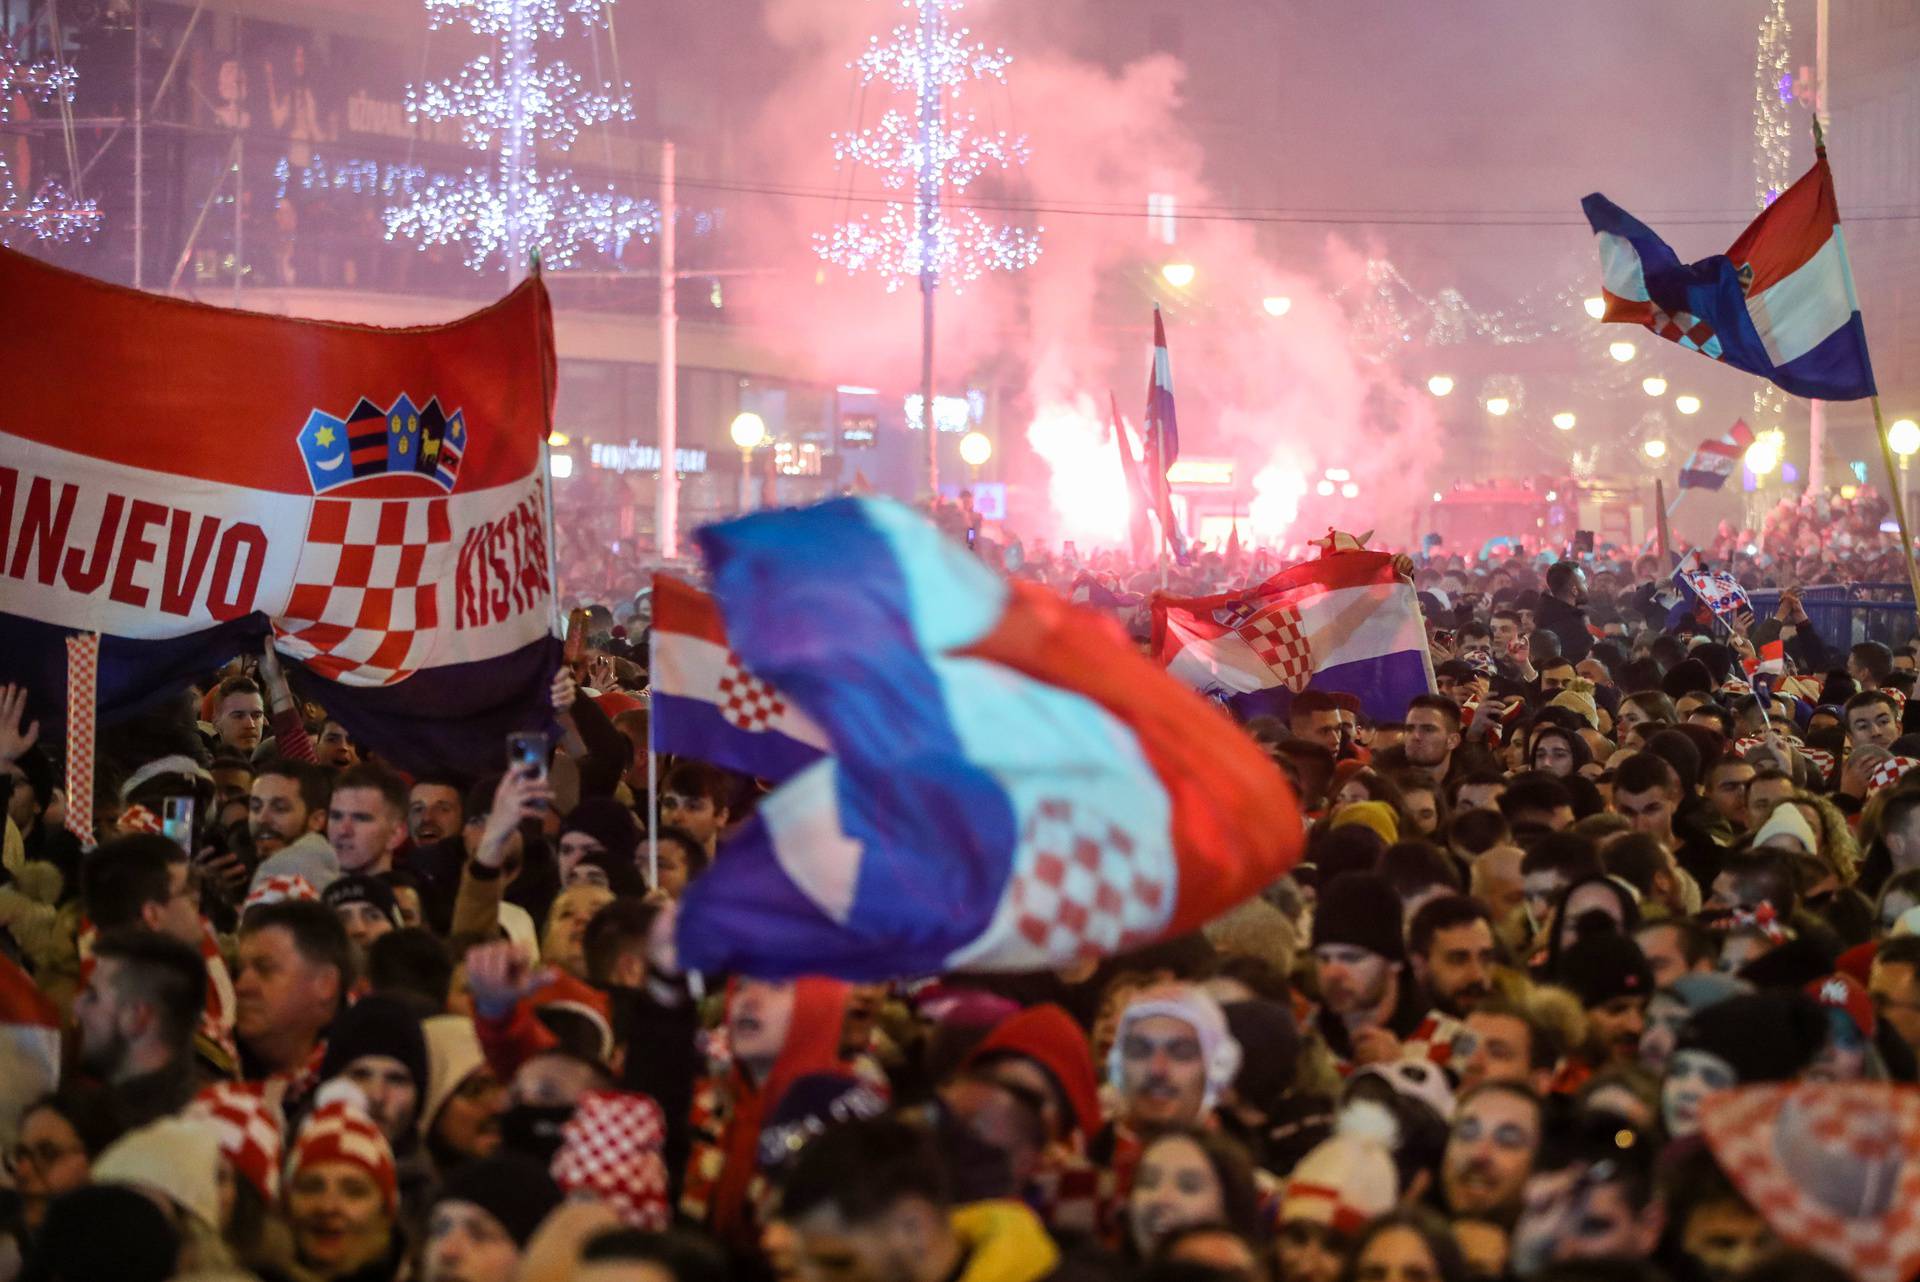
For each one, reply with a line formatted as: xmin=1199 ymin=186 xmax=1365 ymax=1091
xmin=1816 ymin=116 xmax=1920 ymax=618
xmin=1655 ymin=478 xmax=1673 ymax=565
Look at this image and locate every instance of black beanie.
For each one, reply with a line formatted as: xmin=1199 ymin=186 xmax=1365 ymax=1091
xmin=434 ymin=1152 xmax=564 ymax=1247
xmin=1675 ymin=991 xmax=1827 ymax=1084
xmin=1555 ymin=931 xmax=1653 ymax=1009
xmin=25 ymin=1185 xmax=179 ymax=1282
xmin=1222 ymin=999 xmax=1301 ymax=1114
xmin=1312 ymin=873 xmax=1406 ymax=963
xmin=323 ymin=873 xmax=402 ymax=926
xmin=319 ymin=993 xmax=430 ymax=1093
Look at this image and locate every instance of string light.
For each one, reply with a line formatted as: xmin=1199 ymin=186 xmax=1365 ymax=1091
xmin=0 ymin=36 xmax=98 ymax=244
xmin=1553 ymin=412 xmax=1576 ymax=430
xmin=1754 ymin=0 xmax=1794 ymax=210
xmin=1642 ymin=376 xmax=1668 ymax=396
xmin=384 ymin=0 xmax=657 ymax=272
xmin=817 ymin=0 xmax=1041 ymax=291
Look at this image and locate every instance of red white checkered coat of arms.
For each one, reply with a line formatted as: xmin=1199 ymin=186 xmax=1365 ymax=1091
xmin=1217 ymin=596 xmax=1313 ymax=692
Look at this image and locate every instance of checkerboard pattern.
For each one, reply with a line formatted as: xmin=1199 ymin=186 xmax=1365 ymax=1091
xmin=63 ymin=633 xmax=98 ymax=847
xmin=715 ymin=653 xmax=788 ymax=732
xmin=277 ymin=497 xmax=454 ymax=686
xmin=1007 ymin=798 xmax=1167 ymax=963
xmin=189 ymin=1082 xmax=284 ymax=1203
xmin=551 ymin=1090 xmax=669 ymax=1229
xmin=1235 ymin=599 xmax=1313 ymax=692
xmin=1649 ymin=307 xmax=1725 ymax=360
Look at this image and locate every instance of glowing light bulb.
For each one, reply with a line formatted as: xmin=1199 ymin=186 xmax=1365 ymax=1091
xmin=1325 ymin=468 xmax=1351 ymax=482
xmin=730 ymin=411 xmax=767 ymax=450
xmin=958 ymin=430 xmax=993 ymax=467
xmin=1261 ymin=295 xmax=1291 ymax=317
xmin=1315 ymin=479 xmax=1335 ymax=496
xmin=1340 ymin=482 xmax=1360 ymax=499
xmin=1161 ymin=263 xmax=1195 ymax=288
xmin=1552 ymin=412 xmax=1575 ymax=431
xmin=1610 ymin=341 xmax=1637 ymax=362
xmin=1889 ymin=419 xmax=1920 ymax=457
xmin=1642 ymin=377 xmax=1668 ymax=396
xmin=1583 ymin=296 xmax=1605 ymax=320
xmin=1428 ymin=375 xmax=1454 ymax=397
xmin=1675 ymin=395 xmax=1701 ymax=415
xmin=1485 ymin=397 xmax=1510 ymax=417
xmin=1643 ymin=439 xmax=1668 ymax=460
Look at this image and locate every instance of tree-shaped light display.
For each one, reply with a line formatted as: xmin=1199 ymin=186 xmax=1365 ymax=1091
xmin=816 ymin=0 xmax=1040 ymax=291
xmin=385 ymin=0 xmax=655 ymax=278
xmin=0 ymin=34 xmax=98 ymax=246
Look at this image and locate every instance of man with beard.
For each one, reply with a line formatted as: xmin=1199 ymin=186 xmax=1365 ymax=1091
xmin=247 ymin=758 xmax=337 ymax=893
xmin=72 ymin=930 xmax=210 ymax=1131
xmin=1440 ymin=1081 xmax=1544 ymax=1227
xmin=1555 ymin=931 xmax=1655 ymax=1068
xmin=407 ymin=776 xmax=465 ymax=849
xmin=1310 ymin=873 xmax=1468 ymax=1075
xmin=1535 ymin=561 xmax=1594 ymax=663
xmin=1401 ymin=695 xmax=1466 ymax=786
xmin=1409 ymin=895 xmax=1501 ymax=1019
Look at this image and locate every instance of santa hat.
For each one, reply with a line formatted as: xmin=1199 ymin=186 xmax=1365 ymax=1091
xmin=1108 ymin=984 xmax=1242 ymax=1112
xmin=524 ymin=971 xmax=615 ymax=1065
xmin=1701 ymin=1083 xmax=1920 ymax=1282
xmin=1281 ymin=1100 xmax=1400 ymax=1234
xmin=548 ymin=1091 xmax=670 ymax=1229
xmin=965 ymin=1003 xmax=1102 ymax=1142
xmin=187 ymin=1082 xmax=285 ymax=1204
xmin=289 ymin=1100 xmax=397 ymax=1217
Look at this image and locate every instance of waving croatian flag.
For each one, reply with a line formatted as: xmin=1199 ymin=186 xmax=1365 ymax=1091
xmin=648 ymin=574 xmax=827 ymax=780
xmin=1674 ymin=561 xmax=1752 ymax=620
xmin=673 ymin=499 xmax=1302 ymax=980
xmin=1679 ymin=420 xmax=1757 ymax=491
xmin=1152 ymin=550 xmax=1434 ymax=723
xmin=1583 ymin=151 xmax=1875 ymax=401
xmin=0 ymin=246 xmax=560 ymax=776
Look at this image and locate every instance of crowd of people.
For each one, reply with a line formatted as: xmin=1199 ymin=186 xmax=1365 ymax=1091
xmin=8 ymin=511 xmax=1920 ymax=1282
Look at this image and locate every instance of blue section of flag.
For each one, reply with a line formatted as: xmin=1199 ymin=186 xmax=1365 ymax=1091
xmin=1 ymin=612 xmax=274 ymax=732
xmin=650 ymin=690 xmax=826 ymax=780
xmin=1217 ymin=649 xmax=1433 ymax=726
xmin=679 ymin=500 xmax=1019 ymax=978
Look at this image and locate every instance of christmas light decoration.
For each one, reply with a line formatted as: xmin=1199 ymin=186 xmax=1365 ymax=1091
xmin=0 ymin=35 xmax=98 ymax=245
xmin=816 ymin=0 xmax=1041 ymax=290
xmin=385 ymin=0 xmax=656 ymax=275
xmin=1753 ymin=0 xmax=1793 ymax=210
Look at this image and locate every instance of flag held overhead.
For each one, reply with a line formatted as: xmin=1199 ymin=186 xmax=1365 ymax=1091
xmin=674 ymin=498 xmax=1302 ymax=981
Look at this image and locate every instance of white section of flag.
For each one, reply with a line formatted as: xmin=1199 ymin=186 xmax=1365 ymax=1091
xmin=1597 ymin=232 xmax=1650 ymax=301
xmin=1163 ymin=581 xmax=1427 ymax=694
xmin=1744 ymin=229 xmax=1855 ymax=367
xmin=650 ymin=628 xmax=830 ymax=748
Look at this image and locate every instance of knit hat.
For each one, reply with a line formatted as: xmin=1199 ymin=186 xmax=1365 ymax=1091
xmin=1108 ymin=983 xmax=1243 ymax=1112
xmin=1555 ymin=932 xmax=1653 ymax=1009
xmin=421 ymin=1013 xmax=489 ymax=1139
xmin=187 ymin=1081 xmax=284 ymax=1204
xmin=320 ymin=994 xmax=430 ymax=1097
xmin=245 ymin=873 xmax=319 ymax=911
xmin=1280 ymin=1100 xmax=1400 ymax=1234
xmin=322 ymin=873 xmax=403 ymax=927
xmin=290 ymin=1099 xmax=398 ymax=1217
xmin=1752 ymin=803 xmax=1818 ymax=854
xmin=1221 ymin=1000 xmax=1302 ymax=1116
xmin=1676 ymin=991 xmax=1827 ymax=1085
xmin=93 ymin=1115 xmax=225 ymax=1230
xmin=1701 ymin=1083 xmax=1920 ymax=1282
xmin=1312 ymin=873 xmax=1407 ymax=964
xmin=1328 ymin=801 xmax=1399 ymax=846
xmin=523 ymin=971 xmax=615 ymax=1065
xmin=965 ymin=1003 xmax=1102 ymax=1141
xmin=1350 ymin=1059 xmax=1455 ymax=1126
xmin=434 ymin=1152 xmax=564 ymax=1247
xmin=757 ymin=1072 xmax=889 ymax=1176
xmin=26 ymin=1185 xmax=179 ymax=1282
xmin=548 ymin=1090 xmax=670 ymax=1229
xmin=1549 ymin=685 xmax=1601 ymax=730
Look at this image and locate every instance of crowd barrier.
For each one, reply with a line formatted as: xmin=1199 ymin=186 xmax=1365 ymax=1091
xmin=1748 ymin=583 xmax=1919 ymax=656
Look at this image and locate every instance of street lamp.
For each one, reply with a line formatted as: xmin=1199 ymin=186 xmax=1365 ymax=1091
xmin=1552 ymin=412 xmax=1576 ymax=431
xmin=1643 ymin=439 xmax=1668 ymax=460
xmin=1485 ymin=397 xmax=1510 ymax=417
xmin=1675 ymin=394 xmax=1702 ymax=415
xmin=1583 ymin=296 xmax=1606 ymax=320
xmin=959 ymin=430 xmax=992 ymax=479
xmin=730 ymin=411 xmax=766 ymax=511
xmin=1610 ymin=341 xmax=1637 ymax=362
xmin=1427 ymin=374 xmax=1455 ymax=397
xmin=1890 ymin=418 xmax=1920 ymax=525
xmin=1642 ymin=376 xmax=1667 ymax=397
xmin=1262 ymin=295 xmax=1292 ymax=317
xmin=1161 ymin=263 xmax=1196 ymax=288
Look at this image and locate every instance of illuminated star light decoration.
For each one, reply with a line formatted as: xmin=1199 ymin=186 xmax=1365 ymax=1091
xmin=1750 ymin=0 xmax=1794 ymax=431
xmin=0 ymin=35 xmax=98 ymax=245
xmin=817 ymin=0 xmax=1041 ymax=291
xmin=384 ymin=0 xmax=656 ymax=274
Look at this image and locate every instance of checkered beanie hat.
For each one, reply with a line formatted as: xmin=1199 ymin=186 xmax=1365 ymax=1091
xmin=289 ymin=1099 xmax=397 ymax=1217
xmin=1869 ymin=756 xmax=1920 ymax=797
xmin=188 ymin=1082 xmax=285 ymax=1204
xmin=1701 ymin=1083 xmax=1920 ymax=1282
xmin=548 ymin=1090 xmax=670 ymax=1229
xmin=245 ymin=873 xmax=319 ymax=912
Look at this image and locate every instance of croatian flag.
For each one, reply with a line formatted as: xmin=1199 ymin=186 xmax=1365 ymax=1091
xmin=1152 ymin=551 xmax=1434 ymax=723
xmin=0 ymin=247 xmax=561 ymax=776
xmin=648 ymin=574 xmax=828 ymax=780
xmin=674 ymin=498 xmax=1301 ymax=980
xmin=1583 ymin=152 xmax=1876 ymax=401
xmin=1679 ymin=420 xmax=1757 ymax=491
xmin=1142 ymin=308 xmax=1187 ymax=562
xmin=1674 ymin=562 xmax=1752 ymax=619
